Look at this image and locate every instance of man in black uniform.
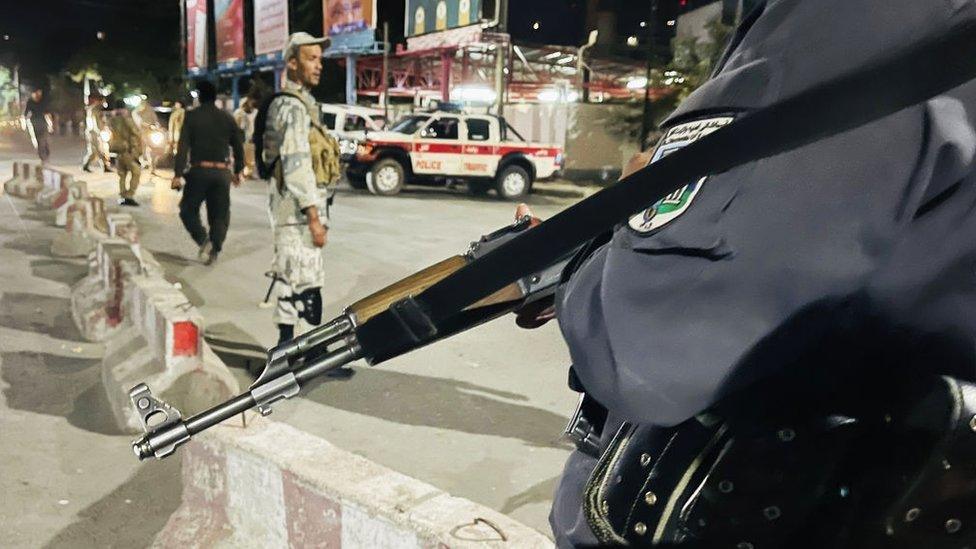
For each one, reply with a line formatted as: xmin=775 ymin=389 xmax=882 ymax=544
xmin=531 ymin=1 xmax=976 ymax=547
xmin=172 ymin=81 xmax=245 ymax=265
xmin=23 ymin=87 xmax=52 ymax=163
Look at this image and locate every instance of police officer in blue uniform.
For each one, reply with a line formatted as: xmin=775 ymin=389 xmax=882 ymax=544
xmin=531 ymin=0 xmax=976 ymax=546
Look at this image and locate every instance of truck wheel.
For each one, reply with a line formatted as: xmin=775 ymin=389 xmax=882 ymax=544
xmin=467 ymin=179 xmax=492 ymax=196
xmin=346 ymin=170 xmax=367 ymax=190
xmin=494 ymin=164 xmax=532 ymax=200
xmin=367 ymin=158 xmax=405 ymax=196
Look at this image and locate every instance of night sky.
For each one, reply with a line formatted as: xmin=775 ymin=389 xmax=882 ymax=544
xmin=0 ymin=0 xmax=180 ymax=87
xmin=0 ymin=0 xmax=690 ymax=97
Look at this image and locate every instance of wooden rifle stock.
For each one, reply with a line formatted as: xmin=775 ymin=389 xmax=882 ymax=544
xmin=347 ymin=255 xmax=526 ymax=325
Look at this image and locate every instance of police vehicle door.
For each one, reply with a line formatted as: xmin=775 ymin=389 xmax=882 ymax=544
xmin=414 ymin=116 xmax=462 ymax=175
xmin=459 ymin=117 xmax=498 ymax=177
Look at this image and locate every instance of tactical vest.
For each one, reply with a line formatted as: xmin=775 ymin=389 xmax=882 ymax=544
xmin=263 ymin=91 xmax=341 ymax=190
xmin=109 ymin=116 xmax=142 ymax=156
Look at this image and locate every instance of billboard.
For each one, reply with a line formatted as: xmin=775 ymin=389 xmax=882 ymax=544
xmin=323 ymin=0 xmax=376 ymax=36
xmin=406 ymin=0 xmax=481 ymax=37
xmin=254 ymin=0 xmax=290 ymax=57
xmin=186 ymin=0 xmax=208 ymax=71
xmin=215 ymin=0 xmax=245 ymax=65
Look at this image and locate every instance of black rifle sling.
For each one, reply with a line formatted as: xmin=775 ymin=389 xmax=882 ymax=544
xmin=356 ymin=20 xmax=976 ymax=363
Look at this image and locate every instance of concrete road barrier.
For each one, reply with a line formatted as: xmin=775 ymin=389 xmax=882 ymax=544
xmin=1 ymin=160 xmax=24 ymax=193
xmin=3 ymin=162 xmax=43 ymax=199
xmin=107 ymin=212 xmax=139 ymax=243
xmin=68 ymin=242 xmax=239 ymax=432
xmin=36 ymin=167 xmax=70 ymax=209
xmin=153 ymin=417 xmax=553 ymax=549
xmin=52 ymin=188 xmax=105 ymax=258
xmin=55 ymin=176 xmax=88 ymax=227
xmin=100 ymin=267 xmax=238 ymax=433
xmin=70 ymin=240 xmax=141 ymax=341
xmin=56 ymin=197 xmax=238 ymax=432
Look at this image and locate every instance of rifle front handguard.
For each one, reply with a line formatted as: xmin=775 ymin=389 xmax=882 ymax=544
xmin=130 ymin=215 xmax=574 ymax=461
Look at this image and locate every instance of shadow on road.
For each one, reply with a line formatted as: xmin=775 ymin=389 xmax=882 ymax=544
xmin=149 ymin=250 xmax=197 ymax=268
xmin=501 ymin=475 xmax=561 ymax=514
xmin=303 ymin=367 xmax=572 ymax=449
xmin=42 ymin=455 xmax=183 ymax=549
xmin=0 ymin=293 xmax=78 ymax=338
xmin=205 ymin=321 xmax=269 ymax=376
xmin=0 ymin=351 xmax=122 ymax=435
xmin=335 ymin=183 xmax=582 ymax=207
xmin=31 ymin=258 xmax=88 ymax=286
xmin=3 ymin=232 xmax=54 ymax=257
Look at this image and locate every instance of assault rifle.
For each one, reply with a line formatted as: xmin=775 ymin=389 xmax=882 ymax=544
xmin=130 ymin=215 xmax=573 ymax=460
xmin=132 ymin=21 xmax=976 ymax=460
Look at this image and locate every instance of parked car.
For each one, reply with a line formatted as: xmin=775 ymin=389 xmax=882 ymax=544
xmin=319 ymin=103 xmax=387 ymax=162
xmin=345 ymin=112 xmax=564 ymax=200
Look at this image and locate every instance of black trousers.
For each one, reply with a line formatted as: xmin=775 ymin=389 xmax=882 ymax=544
xmin=32 ymin=124 xmax=50 ymax=162
xmin=179 ymin=168 xmax=231 ymax=253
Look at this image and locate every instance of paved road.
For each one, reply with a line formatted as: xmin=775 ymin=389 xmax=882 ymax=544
xmin=1 ymin=133 xmax=596 ymax=540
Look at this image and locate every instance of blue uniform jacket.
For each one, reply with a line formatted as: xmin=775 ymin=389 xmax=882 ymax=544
xmin=551 ymin=0 xmax=976 ymax=545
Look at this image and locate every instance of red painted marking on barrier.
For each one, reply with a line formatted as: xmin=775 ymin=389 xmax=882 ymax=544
xmin=173 ymin=321 xmax=199 ymax=357
xmin=51 ymin=188 xmax=68 ymax=209
xmin=282 ymin=470 xmax=342 ymax=548
xmin=106 ymin=263 xmax=124 ymax=327
xmin=153 ymin=441 xmax=233 ymax=547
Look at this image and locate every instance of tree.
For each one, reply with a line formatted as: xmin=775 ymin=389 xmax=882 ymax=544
xmin=604 ymin=16 xmax=733 ymax=148
xmin=668 ymin=17 xmax=733 ymax=102
xmin=66 ymin=41 xmax=183 ymax=103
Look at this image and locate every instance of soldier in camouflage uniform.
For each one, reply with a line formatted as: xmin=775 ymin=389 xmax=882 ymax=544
xmin=82 ymin=94 xmax=112 ymax=172
xmin=262 ymin=32 xmax=337 ymax=345
xmin=109 ymin=106 xmax=143 ymax=206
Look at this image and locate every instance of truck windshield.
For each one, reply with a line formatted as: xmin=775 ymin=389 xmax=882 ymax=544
xmin=390 ymin=115 xmax=431 ymax=134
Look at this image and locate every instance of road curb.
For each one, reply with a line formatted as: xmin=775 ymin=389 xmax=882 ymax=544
xmin=153 ymin=417 xmax=554 ymax=549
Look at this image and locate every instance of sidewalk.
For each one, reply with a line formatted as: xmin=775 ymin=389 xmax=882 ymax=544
xmin=2 ymin=135 xmax=586 ymax=538
xmin=0 ymin=175 xmax=183 ymax=547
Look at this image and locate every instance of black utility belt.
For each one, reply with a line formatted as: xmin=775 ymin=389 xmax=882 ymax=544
xmin=569 ymin=375 xmax=976 ymax=547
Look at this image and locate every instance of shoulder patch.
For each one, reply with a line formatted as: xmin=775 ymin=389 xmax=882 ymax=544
xmin=628 ymin=116 xmax=735 ymax=233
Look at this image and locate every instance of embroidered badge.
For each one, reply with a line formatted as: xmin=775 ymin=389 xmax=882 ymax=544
xmin=628 ymin=116 xmax=735 ymax=233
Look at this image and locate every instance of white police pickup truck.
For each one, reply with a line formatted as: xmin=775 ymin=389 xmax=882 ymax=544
xmin=319 ymin=103 xmax=387 ymax=160
xmin=345 ymin=112 xmax=564 ymax=200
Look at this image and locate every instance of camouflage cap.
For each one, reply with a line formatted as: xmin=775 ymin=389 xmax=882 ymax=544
xmin=284 ymin=32 xmax=330 ymax=60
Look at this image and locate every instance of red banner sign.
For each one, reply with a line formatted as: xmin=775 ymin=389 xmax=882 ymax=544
xmin=216 ymin=0 xmax=245 ymax=64
xmin=186 ymin=0 xmax=208 ymax=70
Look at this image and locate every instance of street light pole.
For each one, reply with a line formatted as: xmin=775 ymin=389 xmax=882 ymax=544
xmin=640 ymin=0 xmax=657 ymax=148
xmin=577 ymin=30 xmax=599 ymax=103
xmin=494 ymin=0 xmax=509 ymax=116
xmin=179 ymin=0 xmax=187 ymax=91
xmin=382 ymin=22 xmax=390 ymax=124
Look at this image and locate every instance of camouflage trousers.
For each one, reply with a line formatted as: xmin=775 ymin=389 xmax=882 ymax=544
xmin=82 ymin=130 xmax=109 ymax=170
xmin=271 ymin=224 xmax=325 ymax=327
xmin=116 ymin=153 xmax=141 ymax=199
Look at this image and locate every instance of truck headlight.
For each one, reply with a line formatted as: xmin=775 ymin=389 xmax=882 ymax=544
xmin=355 ymin=143 xmax=375 ymax=159
xmin=100 ymin=129 xmax=112 ymax=143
